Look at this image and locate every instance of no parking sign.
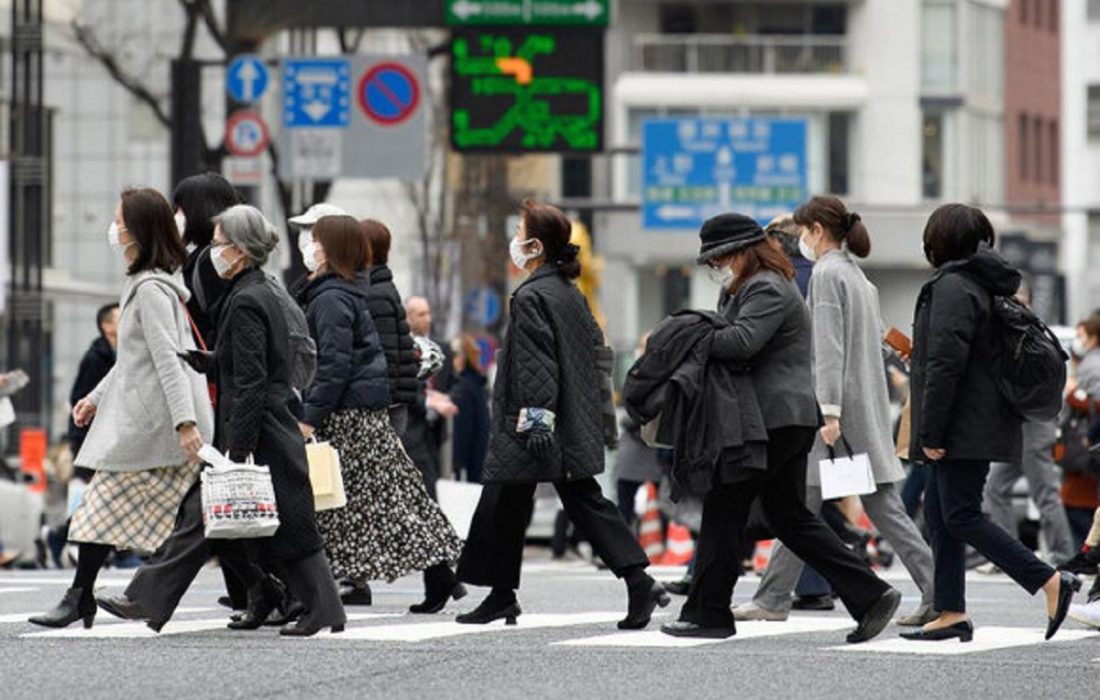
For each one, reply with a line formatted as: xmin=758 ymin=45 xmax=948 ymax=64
xmin=225 ymin=110 xmax=270 ymax=158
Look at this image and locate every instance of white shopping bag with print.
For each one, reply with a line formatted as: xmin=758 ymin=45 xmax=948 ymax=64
xmin=819 ymin=437 xmax=876 ymax=501
xmin=198 ymin=444 xmax=280 ymax=539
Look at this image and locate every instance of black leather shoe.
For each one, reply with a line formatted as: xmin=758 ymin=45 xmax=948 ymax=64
xmin=340 ymin=585 xmax=372 ymax=606
xmin=96 ymin=595 xmax=150 ymax=622
xmin=792 ymin=594 xmax=836 ymax=612
xmin=410 ymin=583 xmax=468 ymax=615
xmin=900 ymin=619 xmax=974 ymax=642
xmin=1047 ymin=572 xmax=1083 ymax=640
xmin=455 ymin=597 xmax=521 ymax=625
xmin=29 ymin=587 xmax=96 ymax=629
xmin=618 ymin=581 xmax=671 ymax=630
xmin=279 ymin=621 xmax=345 ymax=637
xmin=663 ymin=578 xmax=692 ymax=596
xmin=229 ymin=576 xmax=285 ymax=631
xmin=659 ymin=620 xmax=736 ymax=639
xmin=847 ymin=588 xmax=902 ymax=644
xmin=265 ymin=600 xmax=306 ymax=627
xmin=1059 ymin=549 xmax=1100 ymax=576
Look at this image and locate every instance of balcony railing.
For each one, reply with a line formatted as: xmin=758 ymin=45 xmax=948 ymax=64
xmin=633 ymin=34 xmax=849 ymax=75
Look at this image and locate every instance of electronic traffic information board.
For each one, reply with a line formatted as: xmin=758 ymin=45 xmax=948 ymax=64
xmin=450 ymin=29 xmax=604 ymax=152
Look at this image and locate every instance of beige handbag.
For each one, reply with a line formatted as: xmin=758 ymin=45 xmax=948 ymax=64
xmin=306 ymin=438 xmax=346 ymax=511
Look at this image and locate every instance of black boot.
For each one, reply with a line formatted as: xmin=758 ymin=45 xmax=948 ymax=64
xmin=410 ymin=564 xmax=468 ymax=614
xmin=456 ymin=588 xmax=521 ymax=625
xmin=340 ymin=583 xmax=373 ymax=606
xmin=229 ymin=576 xmax=286 ymax=630
xmin=29 ymin=587 xmax=96 ymax=629
xmin=619 ymin=577 xmax=671 ymax=630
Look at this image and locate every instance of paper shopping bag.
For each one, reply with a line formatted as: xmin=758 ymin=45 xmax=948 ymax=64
xmin=198 ymin=444 xmax=281 ymax=539
xmin=819 ymin=438 xmax=876 ymax=501
xmin=306 ymin=439 xmax=346 ymax=511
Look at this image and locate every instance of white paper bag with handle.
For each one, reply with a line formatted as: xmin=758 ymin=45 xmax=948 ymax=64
xmin=819 ymin=437 xmax=876 ymax=501
xmin=198 ymin=444 xmax=281 ymax=539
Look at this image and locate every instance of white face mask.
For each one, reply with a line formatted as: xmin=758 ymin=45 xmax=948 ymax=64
xmin=174 ymin=211 xmax=187 ymax=238
xmin=509 ymin=235 xmax=540 ymax=269
xmin=798 ymin=233 xmax=817 ymax=262
xmin=210 ymin=244 xmax=236 ymax=278
xmin=706 ymin=264 xmax=736 ymax=289
xmin=298 ymin=228 xmax=313 ymax=255
xmin=1073 ymin=337 xmax=1092 ymax=358
xmin=107 ymin=221 xmax=134 ymax=253
xmin=302 ymin=240 xmax=322 ymax=273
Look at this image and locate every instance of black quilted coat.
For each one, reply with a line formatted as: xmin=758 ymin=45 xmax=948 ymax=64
xmin=364 ymin=264 xmax=419 ymax=406
xmin=214 ymin=268 xmax=325 ymax=564
xmin=482 ymin=265 xmax=607 ymax=483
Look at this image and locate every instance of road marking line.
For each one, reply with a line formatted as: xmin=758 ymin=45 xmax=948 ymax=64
xmin=0 ymin=577 xmax=133 ymax=586
xmin=0 ymin=587 xmax=38 ymax=594
xmin=331 ymin=612 xmax=624 ymax=642
xmin=19 ymin=612 xmax=401 ymax=639
xmin=828 ymin=626 xmax=1096 ymax=655
xmin=556 ymin=616 xmax=854 ymax=648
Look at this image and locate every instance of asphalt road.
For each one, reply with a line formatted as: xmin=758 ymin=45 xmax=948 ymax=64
xmin=2 ymin=556 xmax=1097 ymax=699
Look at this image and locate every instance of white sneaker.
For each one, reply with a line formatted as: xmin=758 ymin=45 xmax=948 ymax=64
xmin=1067 ymin=600 xmax=1100 ymax=629
xmin=732 ymin=602 xmax=789 ymax=622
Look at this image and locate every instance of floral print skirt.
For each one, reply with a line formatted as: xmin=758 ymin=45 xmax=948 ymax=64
xmin=315 ymin=407 xmax=463 ymax=583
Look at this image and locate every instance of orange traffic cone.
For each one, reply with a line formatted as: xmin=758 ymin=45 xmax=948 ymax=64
xmin=657 ymin=523 xmax=694 ymax=566
xmin=637 ymin=482 xmax=665 ymax=563
xmin=753 ymin=539 xmax=775 ymax=574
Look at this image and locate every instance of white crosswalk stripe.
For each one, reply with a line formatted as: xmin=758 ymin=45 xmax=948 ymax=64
xmin=0 ymin=587 xmax=38 ymax=594
xmin=329 ymin=612 xmax=624 ymax=642
xmin=828 ymin=626 xmax=1097 ymax=655
xmin=557 ymin=616 xmax=855 ymax=648
xmin=20 ymin=612 xmax=400 ymax=638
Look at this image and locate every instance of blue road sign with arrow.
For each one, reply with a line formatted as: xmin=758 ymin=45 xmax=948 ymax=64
xmin=282 ymin=58 xmax=351 ymax=128
xmin=464 ymin=287 xmax=502 ymax=327
xmin=226 ymin=55 xmax=269 ymax=104
xmin=643 ymin=117 xmax=808 ymax=229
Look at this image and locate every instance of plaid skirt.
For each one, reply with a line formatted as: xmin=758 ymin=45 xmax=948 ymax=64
xmin=69 ymin=464 xmax=200 ymax=552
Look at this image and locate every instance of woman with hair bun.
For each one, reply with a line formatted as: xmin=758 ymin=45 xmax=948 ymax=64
xmin=456 ymin=200 xmax=667 ymax=629
xmin=735 ymin=195 xmax=935 ymax=627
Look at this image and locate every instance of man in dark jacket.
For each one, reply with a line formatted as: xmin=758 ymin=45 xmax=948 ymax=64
xmin=68 ymin=304 xmax=120 ymax=467
xmin=402 ymin=296 xmax=457 ymax=498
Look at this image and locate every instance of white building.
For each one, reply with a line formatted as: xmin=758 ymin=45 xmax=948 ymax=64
xmin=596 ymin=0 xmax=1011 ymax=348
xmin=1061 ymin=0 xmax=1100 ymax=319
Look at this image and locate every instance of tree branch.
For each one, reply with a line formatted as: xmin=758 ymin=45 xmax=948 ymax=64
xmin=196 ymin=0 xmax=228 ymax=53
xmin=71 ymin=19 xmax=171 ymax=129
xmin=178 ymin=0 xmax=200 ymax=58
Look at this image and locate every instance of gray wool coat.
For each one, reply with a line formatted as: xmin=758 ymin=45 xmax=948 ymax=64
xmin=75 ymin=270 xmax=215 ymax=472
xmin=806 ymin=250 xmax=904 ymax=486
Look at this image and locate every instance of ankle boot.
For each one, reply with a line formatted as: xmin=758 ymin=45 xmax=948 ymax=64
xmin=455 ymin=590 xmax=521 ymax=625
xmin=228 ymin=576 xmax=285 ymax=630
xmin=619 ymin=578 xmax=671 ymax=630
xmin=410 ymin=564 xmax=468 ymax=614
xmin=29 ymin=587 xmax=96 ymax=629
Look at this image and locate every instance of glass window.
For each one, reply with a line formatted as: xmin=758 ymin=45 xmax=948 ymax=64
xmin=1049 ymin=120 xmax=1059 ymax=185
xmin=1089 ymin=85 xmax=1100 ymax=140
xmin=1089 ymin=0 xmax=1100 ymax=21
xmin=923 ymin=112 xmax=945 ymax=199
xmin=922 ymin=2 xmax=957 ymax=91
xmin=1049 ymin=0 xmax=1058 ymax=31
xmin=1020 ymin=0 xmax=1028 ymax=23
xmin=1034 ymin=116 xmax=1043 ymax=185
xmin=828 ymin=112 xmax=849 ymax=195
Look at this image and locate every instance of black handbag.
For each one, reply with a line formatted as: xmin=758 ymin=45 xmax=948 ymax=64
xmin=1059 ymin=408 xmax=1100 ymax=475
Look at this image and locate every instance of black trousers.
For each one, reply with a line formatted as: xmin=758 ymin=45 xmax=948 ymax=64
xmin=457 ymin=477 xmax=649 ymax=590
xmin=924 ymin=460 xmax=1054 ymax=613
xmin=125 ymin=482 xmax=261 ymax=623
xmin=680 ymin=426 xmax=891 ymax=627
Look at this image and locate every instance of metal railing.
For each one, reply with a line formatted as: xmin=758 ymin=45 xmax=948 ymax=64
xmin=633 ymin=34 xmax=848 ymax=75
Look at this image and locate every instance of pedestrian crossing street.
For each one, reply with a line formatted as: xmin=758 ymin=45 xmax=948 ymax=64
xmin=2 ymin=578 xmax=1096 ymax=655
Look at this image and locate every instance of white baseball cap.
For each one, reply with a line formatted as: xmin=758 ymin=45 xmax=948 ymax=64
xmin=288 ymin=203 xmax=348 ymax=228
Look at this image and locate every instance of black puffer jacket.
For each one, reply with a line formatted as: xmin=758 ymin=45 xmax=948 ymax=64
xmin=364 ymin=264 xmax=419 ymax=406
xmin=482 ymin=265 xmax=607 ymax=483
xmin=300 ymin=272 xmax=390 ymax=426
xmin=910 ymin=245 xmax=1023 ymax=463
xmin=67 ymin=336 xmax=116 ymax=455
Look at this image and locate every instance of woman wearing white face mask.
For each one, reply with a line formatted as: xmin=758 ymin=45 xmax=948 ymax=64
xmin=734 ymin=196 xmax=936 ymax=628
xmin=456 ymin=200 xmax=666 ymax=630
xmin=30 ymin=188 xmax=214 ymax=630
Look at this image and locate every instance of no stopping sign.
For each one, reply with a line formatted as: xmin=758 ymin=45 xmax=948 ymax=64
xmin=358 ymin=62 xmax=421 ymax=126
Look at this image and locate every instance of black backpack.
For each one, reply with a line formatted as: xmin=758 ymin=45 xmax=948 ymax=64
xmin=988 ymin=295 xmax=1067 ymax=421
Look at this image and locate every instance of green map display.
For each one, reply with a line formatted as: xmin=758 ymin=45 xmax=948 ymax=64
xmin=450 ymin=29 xmax=604 ymax=152
xmin=446 ymin=0 xmax=609 ymax=27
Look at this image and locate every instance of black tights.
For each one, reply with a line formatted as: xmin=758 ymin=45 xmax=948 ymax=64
xmin=73 ymin=543 xmax=113 ymax=593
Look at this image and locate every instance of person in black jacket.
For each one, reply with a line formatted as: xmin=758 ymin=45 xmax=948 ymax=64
xmin=450 ymin=334 xmax=490 ymax=483
xmin=360 ymin=219 xmax=420 ymax=435
xmin=455 ymin=200 xmax=667 ymax=630
xmin=299 ymin=214 xmax=464 ymax=614
xmin=67 ymin=304 xmax=119 ymax=470
xmin=660 ymin=213 xmax=900 ymax=642
xmin=900 ymin=204 xmax=1079 ymax=643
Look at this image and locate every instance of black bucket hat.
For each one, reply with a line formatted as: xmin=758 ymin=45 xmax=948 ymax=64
xmin=695 ymin=213 xmax=767 ymax=265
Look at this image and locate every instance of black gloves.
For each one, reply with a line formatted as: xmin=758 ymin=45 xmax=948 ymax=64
xmin=178 ymin=350 xmax=214 ymax=375
xmin=526 ymin=431 xmax=557 ymax=460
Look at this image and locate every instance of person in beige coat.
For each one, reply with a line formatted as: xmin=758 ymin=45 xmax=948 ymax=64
xmin=30 ymin=188 xmax=213 ymax=630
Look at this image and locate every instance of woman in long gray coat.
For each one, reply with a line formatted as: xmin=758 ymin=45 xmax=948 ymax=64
xmin=735 ymin=196 xmax=935 ymax=626
xmin=30 ymin=188 xmax=214 ymax=629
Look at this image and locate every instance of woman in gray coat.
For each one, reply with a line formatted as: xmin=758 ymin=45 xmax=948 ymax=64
xmin=735 ymin=196 xmax=935 ymax=627
xmin=30 ymin=188 xmax=214 ymax=629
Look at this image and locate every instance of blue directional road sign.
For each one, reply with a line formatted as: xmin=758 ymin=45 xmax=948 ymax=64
xmin=282 ymin=59 xmax=351 ymax=128
xmin=643 ymin=118 xmax=808 ymax=229
xmin=226 ymin=55 xmax=269 ymax=104
xmin=464 ymin=287 xmax=502 ymax=327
